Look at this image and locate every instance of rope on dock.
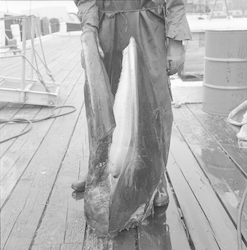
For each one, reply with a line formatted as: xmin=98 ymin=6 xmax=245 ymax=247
xmin=0 ymin=105 xmax=76 ymax=143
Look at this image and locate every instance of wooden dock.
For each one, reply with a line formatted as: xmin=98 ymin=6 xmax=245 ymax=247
xmin=0 ymin=34 xmax=247 ymax=250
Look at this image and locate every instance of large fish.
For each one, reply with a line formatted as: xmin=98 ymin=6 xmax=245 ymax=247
xmin=81 ymin=29 xmax=115 ymax=236
xmin=82 ymin=32 xmax=164 ymax=236
xmin=108 ymin=37 xmax=164 ymax=235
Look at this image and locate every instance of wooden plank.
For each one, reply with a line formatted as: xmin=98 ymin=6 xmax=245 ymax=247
xmin=33 ymin=243 xmax=82 ymax=250
xmin=187 ymin=104 xmax=247 ymax=177
xmin=1 ymin=36 xmax=77 ymax=76
xmin=83 ymin=218 xmax=137 ymax=250
xmin=32 ymin=243 xmax=82 ymax=250
xmin=83 ymin=225 xmax=138 ymax=250
xmin=0 ymin=62 xmax=79 ymax=158
xmin=64 ymin=107 xmax=88 ymax=245
xmin=32 ymin=243 xmax=83 ymax=250
xmin=28 ymin=38 xmax=80 ymax=82
xmin=0 ymin=39 xmax=76 ymax=90
xmin=172 ymin=105 xmax=247 ymax=241
xmin=0 ymin=72 xmax=84 ymax=250
xmin=0 ymin=37 xmax=81 ymax=155
xmin=0 ymin=38 xmax=79 ymax=139
xmin=60 ymin=243 xmax=82 ymax=250
xmin=167 ymin=152 xmax=220 ymax=250
xmin=173 ymin=105 xmax=247 ymax=211
xmin=83 ymin=226 xmax=137 ymax=250
xmin=1 ymin=37 xmax=79 ymax=92
xmin=33 ymin=103 xmax=87 ymax=245
xmin=83 ymin=225 xmax=113 ymax=250
xmin=0 ymin=104 xmax=39 ymax=157
xmin=165 ymin=179 xmax=192 ymax=250
xmin=0 ymin=102 xmax=8 ymax=110
xmin=170 ymin=125 xmax=246 ymax=250
xmin=0 ymin=103 xmax=27 ymax=160
xmin=0 ymin=37 xmax=79 ymax=103
xmin=0 ymin=37 xmax=81 ymax=156
xmin=0 ymin=65 xmax=82 ymax=209
xmin=0 ymin=103 xmax=24 ymax=131
xmin=32 ymin=244 xmax=61 ymax=250
xmin=0 ymin=65 xmax=82 ymax=205
xmin=138 ymin=178 xmax=192 ymax=250
xmin=0 ymin=56 xmax=22 ymax=75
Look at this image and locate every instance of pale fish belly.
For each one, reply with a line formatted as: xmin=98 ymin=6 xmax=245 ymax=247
xmin=108 ymin=37 xmax=139 ymax=178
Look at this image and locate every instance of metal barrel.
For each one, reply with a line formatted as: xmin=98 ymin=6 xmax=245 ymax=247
xmin=202 ymin=29 xmax=247 ymax=116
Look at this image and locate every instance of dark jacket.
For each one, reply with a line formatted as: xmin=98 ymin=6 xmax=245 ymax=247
xmin=74 ymin=0 xmax=191 ymax=41
xmin=73 ymin=0 xmax=191 ymax=173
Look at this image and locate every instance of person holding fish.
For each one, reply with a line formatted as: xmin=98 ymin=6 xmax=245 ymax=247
xmin=72 ymin=0 xmax=191 ymax=235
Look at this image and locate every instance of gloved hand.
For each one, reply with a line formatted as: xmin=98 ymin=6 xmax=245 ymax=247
xmin=81 ymin=24 xmax=104 ymax=68
xmin=167 ymin=38 xmax=184 ymax=76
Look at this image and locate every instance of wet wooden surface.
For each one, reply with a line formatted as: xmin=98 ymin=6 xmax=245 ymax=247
xmin=1 ymin=35 xmax=247 ymax=250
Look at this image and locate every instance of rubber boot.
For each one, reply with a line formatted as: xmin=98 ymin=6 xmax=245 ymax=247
xmin=71 ymin=173 xmax=87 ymax=192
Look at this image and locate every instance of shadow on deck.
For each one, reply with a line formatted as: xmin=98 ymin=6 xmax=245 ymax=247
xmin=0 ymin=35 xmax=246 ymax=250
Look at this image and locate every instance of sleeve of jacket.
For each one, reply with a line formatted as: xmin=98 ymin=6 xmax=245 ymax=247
xmin=74 ymin=0 xmax=99 ymax=29
xmin=166 ymin=0 xmax=192 ymax=40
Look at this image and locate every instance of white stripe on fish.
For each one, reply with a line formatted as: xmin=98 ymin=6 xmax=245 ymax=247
xmin=108 ymin=37 xmax=139 ymax=179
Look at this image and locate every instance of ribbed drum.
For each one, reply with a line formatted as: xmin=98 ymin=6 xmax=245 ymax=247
xmin=202 ymin=29 xmax=247 ymax=116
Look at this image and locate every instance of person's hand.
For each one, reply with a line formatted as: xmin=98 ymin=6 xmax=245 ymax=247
xmin=167 ymin=39 xmax=184 ymax=76
xmin=81 ymin=24 xmax=104 ymax=68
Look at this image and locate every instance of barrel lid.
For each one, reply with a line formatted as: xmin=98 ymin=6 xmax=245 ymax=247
xmin=188 ymin=17 xmax=247 ymax=33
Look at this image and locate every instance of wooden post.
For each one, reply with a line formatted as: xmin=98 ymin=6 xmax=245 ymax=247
xmin=209 ymin=0 xmax=218 ymax=20
xmin=0 ymin=13 xmax=5 ymax=46
xmin=21 ymin=17 xmax=27 ymax=102
xmin=223 ymin=0 xmax=230 ymax=19
xmin=209 ymin=0 xmax=230 ymax=20
xmin=30 ymin=16 xmax=35 ymax=80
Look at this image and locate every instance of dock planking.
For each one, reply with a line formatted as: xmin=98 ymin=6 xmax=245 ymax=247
xmin=167 ymin=152 xmax=220 ymax=250
xmin=32 ymin=92 xmax=86 ymax=246
xmin=1 ymin=35 xmax=247 ymax=250
xmin=163 ymin=179 xmax=192 ymax=250
xmin=172 ymin=104 xmax=247 ymax=241
xmin=0 ymin=102 xmax=8 ymax=111
xmin=169 ymin=124 xmax=246 ymax=250
xmin=0 ymin=37 xmax=84 ymax=249
xmin=187 ymin=104 xmax=247 ymax=178
xmin=32 ymin=243 xmax=82 ymax=250
xmin=0 ymin=78 xmax=85 ymax=249
xmin=138 ymin=181 xmax=192 ymax=250
xmin=1 ymin=36 xmax=78 ymax=77
xmin=0 ymin=64 xmax=83 ymax=209
xmin=0 ymin=37 xmax=81 ymax=156
xmin=0 ymin=37 xmax=82 ymax=151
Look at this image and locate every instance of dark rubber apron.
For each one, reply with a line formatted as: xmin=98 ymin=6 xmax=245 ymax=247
xmin=85 ymin=0 xmax=173 ymax=235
